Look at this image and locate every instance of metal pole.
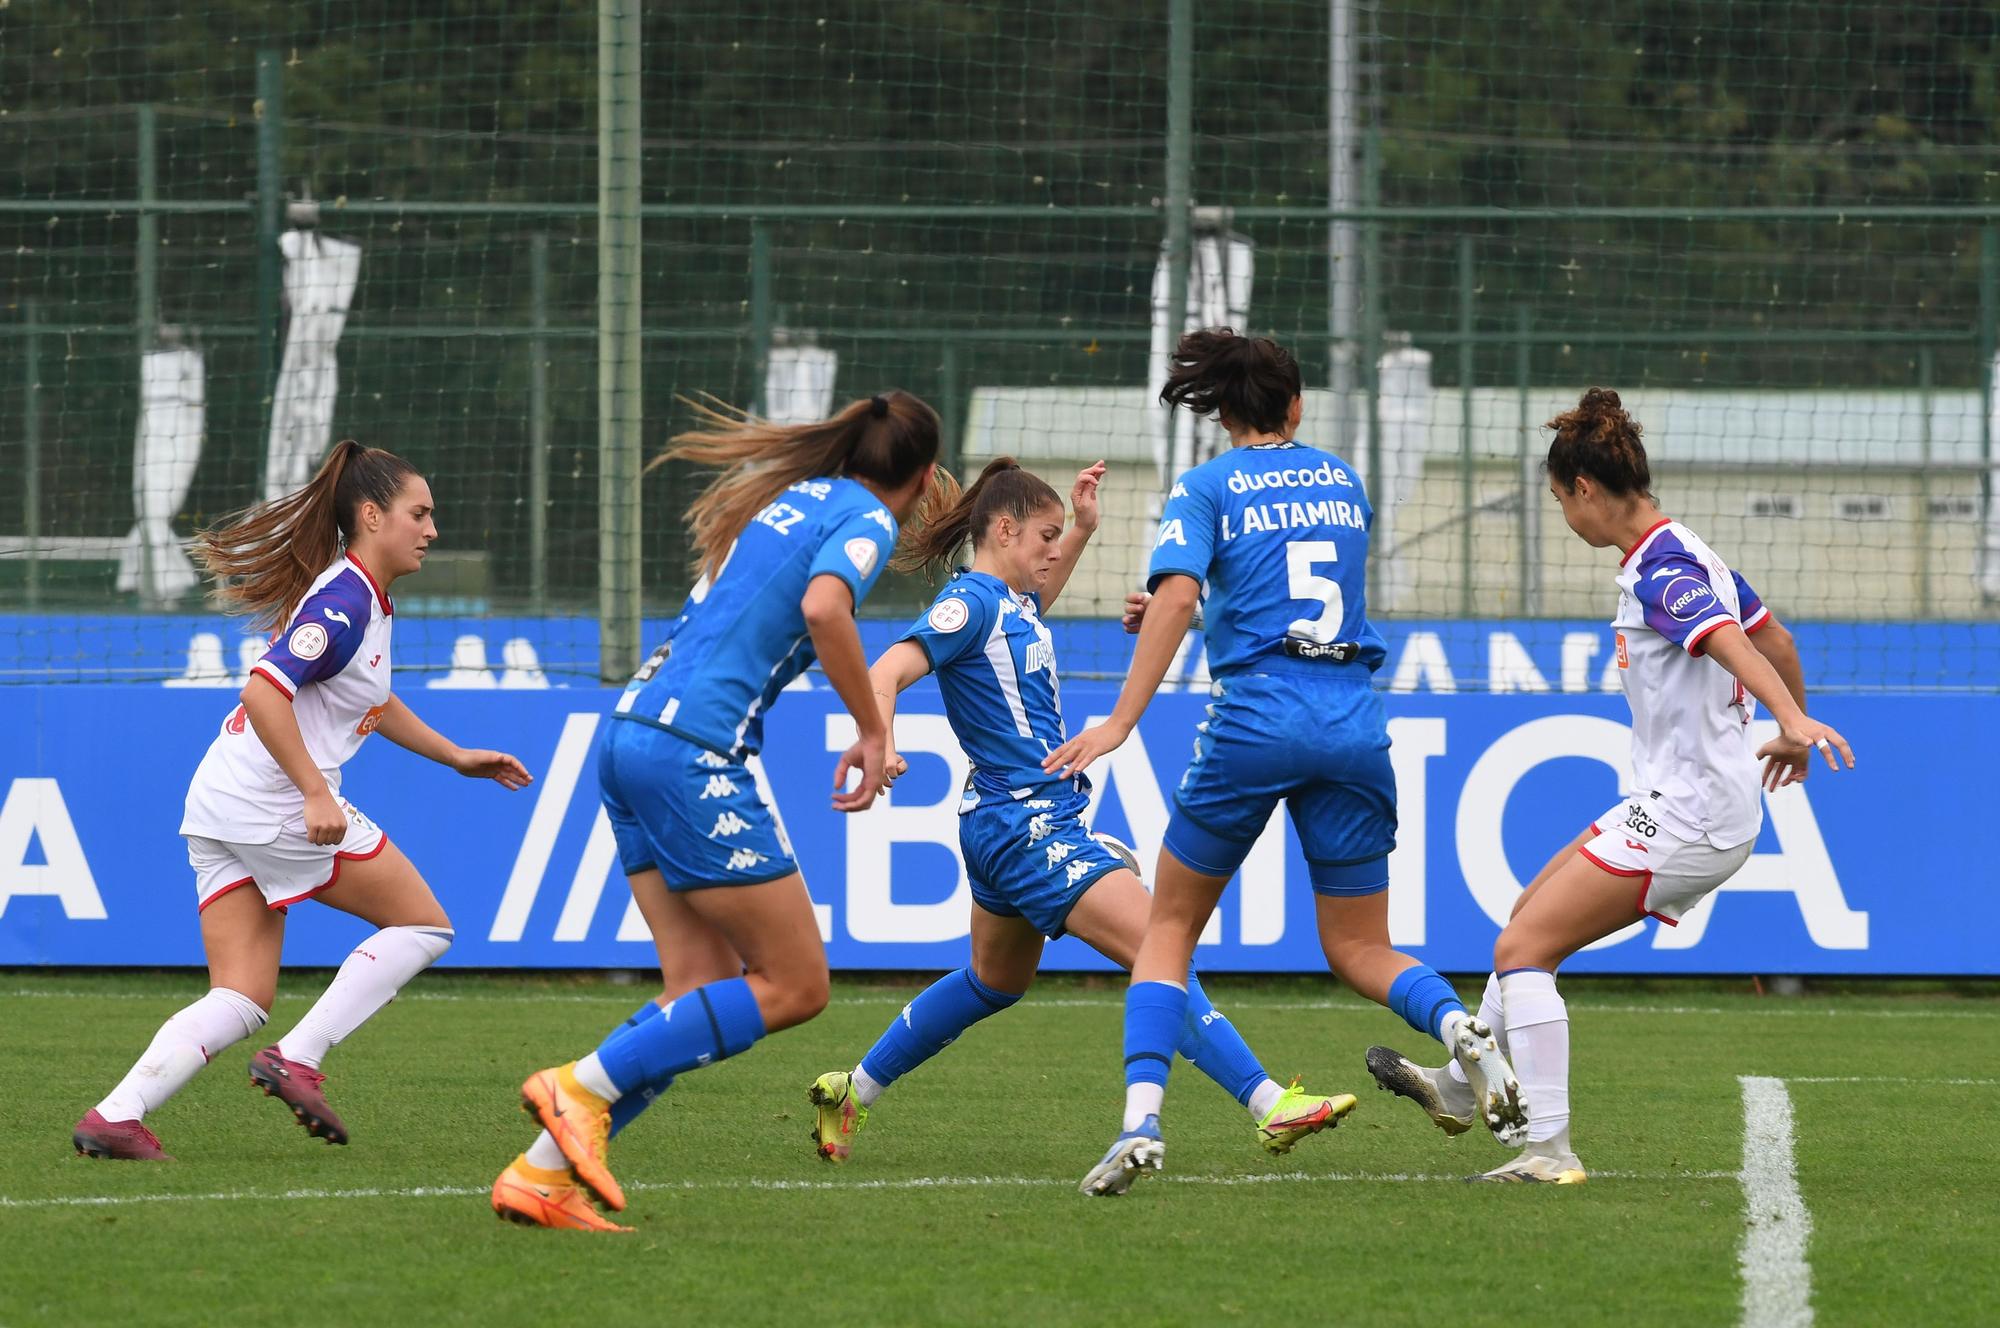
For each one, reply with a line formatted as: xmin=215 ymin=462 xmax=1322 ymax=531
xmin=597 ymin=0 xmax=644 ymax=682
xmin=1917 ymin=344 xmax=1933 ymax=616
xmin=1327 ymin=0 xmax=1359 ymax=454
xmin=1982 ymin=227 xmax=1998 ymax=603
xmin=1161 ymin=0 xmax=1194 ymax=480
xmin=1457 ymin=233 xmax=1475 ymax=619
xmin=529 ymin=232 xmax=551 ymax=613
xmin=940 ymin=340 xmax=962 ymax=473
xmin=136 ymin=105 xmax=159 ymax=354
xmin=23 ymin=298 xmax=42 ymax=609
xmin=1517 ymin=304 xmax=1536 ymax=616
xmin=748 ymin=221 xmax=772 ymax=416
xmin=1360 ymin=16 xmax=1384 ymax=609
xmin=254 ymin=50 xmax=283 ymax=489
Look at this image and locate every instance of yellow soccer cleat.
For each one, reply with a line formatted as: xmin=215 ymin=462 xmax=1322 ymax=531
xmin=807 ymin=1070 xmax=869 ymax=1163
xmin=1256 ymin=1079 xmax=1359 ymax=1156
xmin=491 ymin=1155 xmax=634 ymax=1232
xmin=520 ymin=1063 xmax=624 ymax=1212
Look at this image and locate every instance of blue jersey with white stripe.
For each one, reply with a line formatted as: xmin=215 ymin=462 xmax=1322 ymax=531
xmin=1148 ymin=441 xmax=1387 ymax=675
xmin=900 ymin=570 xmax=1076 ymax=806
xmin=615 ymin=476 xmax=899 ymax=758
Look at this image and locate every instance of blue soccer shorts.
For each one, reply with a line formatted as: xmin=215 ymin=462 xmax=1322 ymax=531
xmin=597 ymin=717 xmax=799 ymax=890
xmin=1162 ymin=671 xmax=1396 ymax=895
xmin=959 ymin=787 xmax=1128 ymax=939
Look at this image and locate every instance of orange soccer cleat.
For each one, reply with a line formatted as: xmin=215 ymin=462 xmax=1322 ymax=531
xmin=491 ymin=1155 xmax=633 ymax=1233
xmin=520 ymin=1063 xmax=624 ymax=1212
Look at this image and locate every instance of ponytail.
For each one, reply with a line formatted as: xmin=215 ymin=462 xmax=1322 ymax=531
xmin=1159 ymin=327 xmax=1302 ymax=435
xmin=1544 ymin=387 xmax=1653 ymax=500
xmin=657 ymin=389 xmax=941 ymax=581
xmin=891 ymin=455 xmax=1063 ymax=577
xmin=195 ymin=440 xmax=418 ymax=632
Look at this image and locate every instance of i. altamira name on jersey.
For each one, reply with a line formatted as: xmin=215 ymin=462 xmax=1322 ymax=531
xmin=1157 ymin=462 xmax=1369 ymax=549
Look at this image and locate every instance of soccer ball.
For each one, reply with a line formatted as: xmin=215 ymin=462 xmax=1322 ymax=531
xmin=1090 ymin=831 xmax=1141 ymax=878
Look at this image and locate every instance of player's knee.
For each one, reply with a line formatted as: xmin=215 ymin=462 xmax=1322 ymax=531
xmin=1492 ymin=927 xmax=1546 ymax=974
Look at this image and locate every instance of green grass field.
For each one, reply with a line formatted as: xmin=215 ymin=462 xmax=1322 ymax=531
xmin=5 ymin=972 xmax=1996 ymax=1327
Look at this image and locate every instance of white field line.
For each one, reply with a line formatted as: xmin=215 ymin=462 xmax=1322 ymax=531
xmin=1738 ymin=1076 xmax=1814 ymax=1328
xmin=1786 ymin=1075 xmax=1997 ymax=1085
xmin=3 ymin=988 xmax=1994 ymax=1021
xmin=0 ymin=1167 xmax=1735 ymax=1212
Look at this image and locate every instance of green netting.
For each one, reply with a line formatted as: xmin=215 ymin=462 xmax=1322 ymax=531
xmin=3 ymin=1 xmax=1998 ymax=687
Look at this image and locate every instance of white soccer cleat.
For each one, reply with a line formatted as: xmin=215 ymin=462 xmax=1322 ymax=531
xmin=1469 ymin=1144 xmax=1588 ymax=1186
xmin=1364 ymin=1045 xmax=1476 ymax=1137
xmin=1446 ymin=1015 xmax=1529 ymax=1148
xmin=1079 ymin=1116 xmax=1164 ymax=1197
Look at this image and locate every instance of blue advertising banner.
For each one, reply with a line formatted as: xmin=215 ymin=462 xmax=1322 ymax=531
xmin=0 ymin=682 xmax=1985 ymax=974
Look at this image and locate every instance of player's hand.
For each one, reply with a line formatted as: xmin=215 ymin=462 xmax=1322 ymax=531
xmin=450 ymin=747 xmax=534 ymax=790
xmin=1759 ymin=747 xmax=1811 ymax=792
xmin=303 ymin=789 xmax=348 ymax=846
xmin=1042 ymin=719 xmax=1132 ymax=779
xmin=1070 ymin=461 xmax=1106 ymax=536
xmin=833 ymin=729 xmax=889 ymax=813
xmin=1757 ymin=718 xmax=1855 ymax=775
xmin=1121 ymin=590 xmax=1150 ymax=634
xmin=881 ymin=748 xmax=910 ymax=790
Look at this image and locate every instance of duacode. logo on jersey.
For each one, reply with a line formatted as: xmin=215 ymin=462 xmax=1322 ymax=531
xmin=1226 ymin=461 xmax=1353 ymax=495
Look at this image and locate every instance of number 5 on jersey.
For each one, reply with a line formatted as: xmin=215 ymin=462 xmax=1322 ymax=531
xmin=1285 ymin=540 xmax=1345 ymax=644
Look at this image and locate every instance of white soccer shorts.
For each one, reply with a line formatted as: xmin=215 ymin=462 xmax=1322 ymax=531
xmin=186 ymin=798 xmax=388 ymax=913
xmin=1578 ymin=799 xmax=1754 ymax=927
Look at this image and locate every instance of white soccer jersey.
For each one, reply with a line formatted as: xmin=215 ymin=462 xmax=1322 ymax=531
xmin=1610 ymin=519 xmax=1774 ymax=849
xmin=180 ymin=553 xmax=395 ymax=844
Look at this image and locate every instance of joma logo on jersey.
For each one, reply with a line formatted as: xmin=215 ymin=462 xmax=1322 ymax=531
xmin=699 ymin=775 xmax=740 ymax=799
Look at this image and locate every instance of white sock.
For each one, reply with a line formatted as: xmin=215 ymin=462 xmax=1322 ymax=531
xmin=1245 ymin=1077 xmax=1284 ymax=1121
xmin=851 ymin=1064 xmax=886 ymax=1109
xmin=1121 ymin=1082 xmax=1165 ymax=1132
xmin=274 ymin=926 xmax=453 ymax=1069
xmin=1448 ymin=972 xmax=1506 ymax=1085
xmin=524 ymin=1131 xmax=569 ymax=1171
xmin=1499 ymin=968 xmax=1570 ymax=1144
xmin=96 ymin=988 xmax=267 ymax=1122
xmin=572 ymin=1052 xmax=623 ymax=1103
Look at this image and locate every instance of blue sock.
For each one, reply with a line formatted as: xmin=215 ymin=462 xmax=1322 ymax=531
xmin=1386 ymin=965 xmax=1468 ymax=1043
xmin=859 ymin=968 xmax=1022 ymax=1089
xmin=593 ymin=976 xmax=766 ymax=1096
xmin=604 ymin=999 xmax=668 ymax=1139
xmin=1177 ymin=973 xmax=1269 ymax=1106
xmin=1124 ymin=980 xmax=1189 ymax=1092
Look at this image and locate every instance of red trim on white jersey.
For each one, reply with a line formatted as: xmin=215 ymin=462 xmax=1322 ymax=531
xmin=1742 ymin=605 xmax=1773 ymax=634
xmin=345 ymin=552 xmax=393 ymax=616
xmin=1619 ymin=518 xmax=1674 ymax=567
xmin=1683 ymin=614 xmax=1733 ymax=657
xmin=265 ymin=835 xmax=391 ymax=910
xmin=249 ymin=661 xmax=298 ymax=698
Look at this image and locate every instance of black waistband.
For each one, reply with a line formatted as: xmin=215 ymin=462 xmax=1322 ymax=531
xmin=1281 ymin=637 xmax=1362 ymax=663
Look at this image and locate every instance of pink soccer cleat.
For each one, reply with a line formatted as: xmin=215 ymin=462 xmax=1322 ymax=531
xmin=248 ymin=1045 xmax=350 ymax=1145
xmin=73 ymin=1108 xmax=174 ymax=1161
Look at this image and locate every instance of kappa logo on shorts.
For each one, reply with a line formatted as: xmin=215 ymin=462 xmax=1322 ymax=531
xmin=1064 ymin=859 xmax=1093 ymax=886
xmin=1045 ymin=841 xmax=1076 ymax=869
xmin=710 ymin=811 xmax=752 ymax=838
xmin=699 ymin=774 xmax=740 ymax=799
xmin=1024 ymin=798 xmax=1055 ymax=810
xmin=696 ymin=749 xmax=731 ymax=769
xmin=1027 ymin=813 xmax=1054 ymax=843
xmin=724 ymin=848 xmax=766 ymax=872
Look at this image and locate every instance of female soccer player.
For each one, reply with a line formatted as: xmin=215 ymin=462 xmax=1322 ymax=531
xmin=1365 ymin=387 xmax=1854 ymax=1184
xmin=494 ymin=391 xmax=941 ymax=1232
xmin=72 ymin=440 xmax=531 ymax=1162
xmin=803 ymin=457 xmax=1354 ymax=1167
xmin=1046 ymin=328 xmax=1525 ymax=1197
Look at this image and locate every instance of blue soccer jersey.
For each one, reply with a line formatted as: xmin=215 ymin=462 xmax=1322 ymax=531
xmin=614 ymin=476 xmax=898 ymax=758
xmin=1148 ymin=441 xmax=1387 ymax=675
xmin=899 ymin=570 xmax=1075 ymax=806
